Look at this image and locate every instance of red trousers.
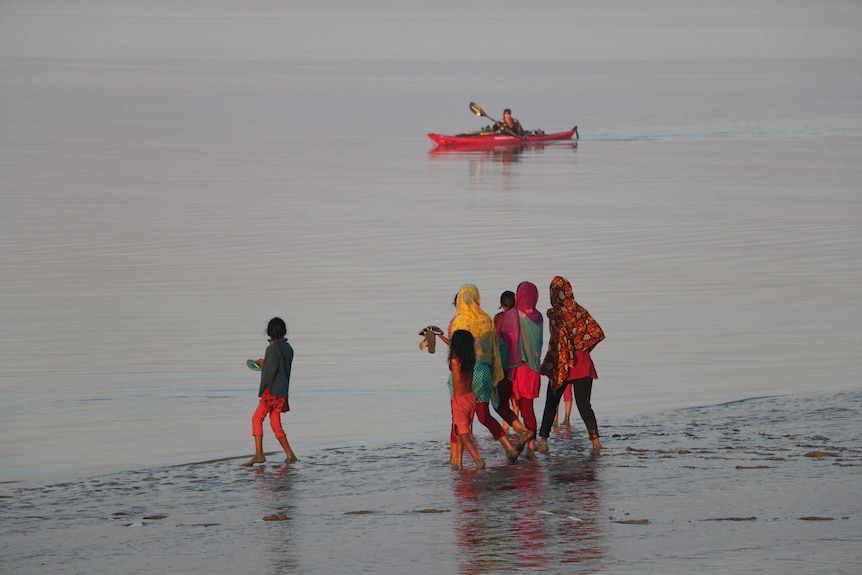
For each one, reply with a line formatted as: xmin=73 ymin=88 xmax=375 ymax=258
xmin=450 ymin=401 xmax=506 ymax=442
xmin=252 ymin=389 xmax=288 ymax=438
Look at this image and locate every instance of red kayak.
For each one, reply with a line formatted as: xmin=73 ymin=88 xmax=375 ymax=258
xmin=428 ymin=127 xmax=578 ymax=148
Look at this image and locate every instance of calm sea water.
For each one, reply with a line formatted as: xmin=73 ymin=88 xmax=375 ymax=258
xmin=1 ymin=1 xmax=861 ymax=571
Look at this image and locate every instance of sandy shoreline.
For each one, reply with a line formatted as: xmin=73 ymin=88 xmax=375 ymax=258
xmin=1 ymin=390 xmax=859 ymax=574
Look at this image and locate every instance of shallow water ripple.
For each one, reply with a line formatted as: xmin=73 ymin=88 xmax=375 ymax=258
xmin=1 ymin=390 xmax=859 ymax=574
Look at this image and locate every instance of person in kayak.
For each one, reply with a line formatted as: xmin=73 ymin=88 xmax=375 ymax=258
xmin=494 ymin=108 xmax=524 ymax=136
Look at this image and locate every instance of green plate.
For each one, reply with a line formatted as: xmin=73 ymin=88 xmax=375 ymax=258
xmin=247 ymin=359 xmax=262 ymax=371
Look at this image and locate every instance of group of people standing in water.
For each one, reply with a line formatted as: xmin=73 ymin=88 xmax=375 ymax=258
xmin=431 ymin=278 xmax=605 ymax=469
xmin=242 ymin=277 xmax=604 ymax=470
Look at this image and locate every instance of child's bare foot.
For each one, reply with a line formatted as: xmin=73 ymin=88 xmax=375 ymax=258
xmin=506 ymin=449 xmax=519 ymax=464
xmin=285 ymin=453 xmax=298 ymax=463
xmin=563 ymin=416 xmax=571 ymax=427
xmin=515 ymin=429 xmax=535 ymax=454
xmin=475 ymin=459 xmax=485 ymax=470
xmin=525 ymin=448 xmax=536 ymax=461
xmin=536 ymin=437 xmax=549 ymax=453
xmin=244 ymin=453 xmax=265 ymax=466
xmin=592 ymin=438 xmax=603 ymax=451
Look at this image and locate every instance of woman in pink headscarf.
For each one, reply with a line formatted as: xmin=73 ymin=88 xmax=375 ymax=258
xmin=498 ymin=281 xmax=543 ymax=459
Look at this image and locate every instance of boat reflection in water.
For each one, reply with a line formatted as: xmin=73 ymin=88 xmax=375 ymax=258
xmin=427 ymin=141 xmax=576 ymax=164
xmin=427 ymin=142 xmax=577 ymax=192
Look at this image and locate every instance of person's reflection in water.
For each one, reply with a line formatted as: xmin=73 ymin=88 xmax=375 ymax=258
xmin=252 ymin=465 xmax=299 ymax=572
xmin=453 ymin=473 xmax=482 ymax=575
xmin=550 ymin=460 xmax=607 ymax=570
xmin=453 ymin=471 xmax=520 ymax=575
xmin=512 ymin=463 xmax=548 ymax=572
xmin=451 ymin=456 xmax=605 ymax=573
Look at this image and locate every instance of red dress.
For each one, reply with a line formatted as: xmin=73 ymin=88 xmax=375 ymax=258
xmin=566 ymin=351 xmax=599 ymax=381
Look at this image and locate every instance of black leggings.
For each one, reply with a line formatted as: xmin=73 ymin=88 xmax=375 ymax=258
xmin=539 ymin=377 xmax=599 ymax=440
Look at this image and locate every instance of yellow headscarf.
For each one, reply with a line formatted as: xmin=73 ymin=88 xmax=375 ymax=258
xmin=449 ymin=284 xmax=504 ymax=385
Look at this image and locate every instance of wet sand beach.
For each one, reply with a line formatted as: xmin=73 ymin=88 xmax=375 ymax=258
xmin=2 ymin=2 xmax=861 ymax=573
xmin=2 ymin=390 xmax=859 ymax=574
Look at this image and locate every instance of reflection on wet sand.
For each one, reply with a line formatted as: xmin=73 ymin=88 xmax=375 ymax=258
xmin=452 ymin=450 xmax=606 ymax=575
xmin=512 ymin=464 xmax=548 ymax=572
xmin=254 ymin=464 xmax=298 ymax=573
xmin=550 ymin=461 xmax=606 ymax=571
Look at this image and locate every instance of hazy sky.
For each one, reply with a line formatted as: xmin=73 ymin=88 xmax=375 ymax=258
xmin=2 ymin=0 xmax=861 ymax=63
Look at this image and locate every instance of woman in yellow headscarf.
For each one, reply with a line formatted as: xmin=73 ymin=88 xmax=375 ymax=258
xmin=438 ymin=284 xmax=520 ymax=464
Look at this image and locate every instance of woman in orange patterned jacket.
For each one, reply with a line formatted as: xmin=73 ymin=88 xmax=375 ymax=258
xmin=537 ymin=276 xmax=605 ymax=453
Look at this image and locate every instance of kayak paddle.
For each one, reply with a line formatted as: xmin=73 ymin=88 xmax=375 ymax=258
xmin=469 ymin=102 xmax=524 ymax=139
xmin=469 ymin=102 xmax=496 ymax=123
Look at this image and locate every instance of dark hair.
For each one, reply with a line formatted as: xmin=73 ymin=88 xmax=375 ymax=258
xmin=500 ymin=290 xmax=515 ymax=309
xmin=503 ymin=108 xmax=512 ymax=115
xmin=448 ymin=330 xmax=475 ymax=376
xmin=267 ymin=317 xmax=287 ymax=339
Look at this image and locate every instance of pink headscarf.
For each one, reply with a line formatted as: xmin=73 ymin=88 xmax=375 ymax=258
xmin=499 ymin=281 xmax=543 ymax=372
xmin=514 ymin=281 xmax=541 ymax=324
